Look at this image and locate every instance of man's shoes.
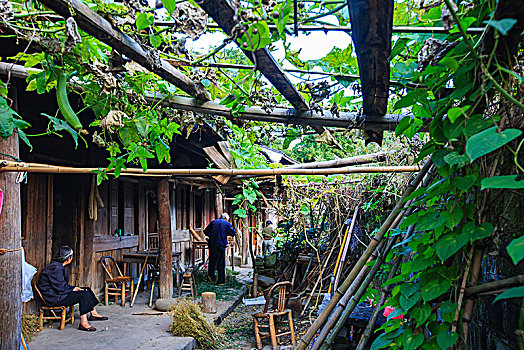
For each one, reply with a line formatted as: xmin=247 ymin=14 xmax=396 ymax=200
xmin=88 ymin=315 xmax=108 ymax=321
xmin=79 ymin=325 xmax=96 ymax=332
xmin=216 ymin=281 xmax=225 ymax=286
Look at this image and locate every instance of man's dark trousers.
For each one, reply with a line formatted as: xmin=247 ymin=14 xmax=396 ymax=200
xmin=208 ymin=245 xmax=226 ymax=283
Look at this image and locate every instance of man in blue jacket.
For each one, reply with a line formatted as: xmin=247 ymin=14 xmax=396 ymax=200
xmin=204 ymin=213 xmax=236 ymax=284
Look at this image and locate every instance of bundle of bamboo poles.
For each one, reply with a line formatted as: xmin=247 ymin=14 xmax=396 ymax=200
xmin=295 ymin=157 xmax=434 ymax=350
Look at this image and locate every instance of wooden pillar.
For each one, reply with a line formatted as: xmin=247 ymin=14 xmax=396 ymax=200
xmin=84 ymin=190 xmax=96 ymax=290
xmin=189 ymin=191 xmax=194 ymax=229
xmin=157 ymin=179 xmax=173 ymax=299
xmin=242 ymin=204 xmax=248 ymax=265
xmin=215 ymin=190 xmax=223 ymax=218
xmin=0 ymin=128 xmax=22 ymax=348
xmin=137 ymin=183 xmax=146 ymax=250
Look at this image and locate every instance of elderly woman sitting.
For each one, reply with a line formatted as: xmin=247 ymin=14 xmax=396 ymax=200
xmin=38 ymin=246 xmax=108 ymax=331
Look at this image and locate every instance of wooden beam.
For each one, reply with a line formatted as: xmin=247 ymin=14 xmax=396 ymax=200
xmin=148 ymin=94 xmax=406 ymax=130
xmin=0 ymin=88 xmax=22 ymax=349
xmin=157 ymin=179 xmax=173 ymax=299
xmin=203 ymin=146 xmax=231 ymax=184
xmin=1 ymin=62 xmax=411 ymax=131
xmin=38 ymin=0 xmax=209 ymax=101
xmin=197 ymin=0 xmax=309 ymax=112
xmin=347 ymin=0 xmax=394 ymax=117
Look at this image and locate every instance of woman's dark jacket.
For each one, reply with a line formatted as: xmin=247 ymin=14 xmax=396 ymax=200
xmin=38 ymin=261 xmax=75 ymax=305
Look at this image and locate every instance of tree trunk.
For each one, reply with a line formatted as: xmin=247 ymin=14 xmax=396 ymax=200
xmin=157 ymin=179 xmax=173 ymax=299
xmin=0 ymin=132 xmax=22 ymax=349
xmin=202 ymin=292 xmax=217 ymax=313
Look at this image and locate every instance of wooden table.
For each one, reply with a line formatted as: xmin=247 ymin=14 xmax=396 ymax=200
xmin=123 ymin=249 xmax=182 ymax=291
xmin=191 ymin=242 xmax=235 ymax=271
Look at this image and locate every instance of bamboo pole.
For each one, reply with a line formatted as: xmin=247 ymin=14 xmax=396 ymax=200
xmin=315 ymin=234 xmax=399 ymax=350
xmin=459 ymin=247 xmax=484 ymax=349
xmin=333 ymin=207 xmax=359 ymax=292
xmin=0 ymin=162 xmax=420 ymax=177
xmin=321 ymin=248 xmax=402 ymax=350
xmin=465 ymin=274 xmax=524 ymax=296
xmin=311 ymin=240 xmax=386 ymax=348
xmin=355 ymin=244 xmax=404 ymax=350
xmin=300 ymin=241 xmax=338 ymax=316
xmin=296 ymin=157 xmax=432 ymax=350
xmin=155 ymin=21 xmax=485 ymax=34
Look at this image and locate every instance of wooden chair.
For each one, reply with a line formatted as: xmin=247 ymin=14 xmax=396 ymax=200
xmin=32 ymin=277 xmax=74 ymax=330
xmin=178 ymin=267 xmax=196 ymax=300
xmin=148 ymin=233 xmax=159 ymax=250
xmin=146 ymin=233 xmax=160 ymax=292
xmin=252 ymin=281 xmax=296 ymax=350
xmin=100 ymin=256 xmax=134 ymax=307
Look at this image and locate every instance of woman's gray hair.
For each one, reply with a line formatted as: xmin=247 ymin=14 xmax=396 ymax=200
xmin=221 ymin=213 xmax=230 ymax=220
xmin=54 ymin=245 xmax=73 ymax=263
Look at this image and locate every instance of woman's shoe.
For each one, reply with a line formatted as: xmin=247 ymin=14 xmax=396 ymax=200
xmin=79 ymin=325 xmax=96 ymax=332
xmin=88 ymin=315 xmax=108 ymax=321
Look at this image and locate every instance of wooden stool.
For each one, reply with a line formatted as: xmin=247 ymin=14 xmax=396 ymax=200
xmin=33 ymin=278 xmax=74 ymax=330
xmin=178 ymin=267 xmax=196 ymax=300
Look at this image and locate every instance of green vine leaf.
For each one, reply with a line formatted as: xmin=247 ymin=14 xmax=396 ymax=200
xmin=441 ymin=209 xmax=463 ymax=229
xmin=400 ymin=282 xmax=420 ymax=298
xmin=370 ymin=326 xmax=404 ymax=350
xmin=402 ymin=329 xmax=424 ymax=350
xmin=421 ymin=276 xmax=451 ymax=302
xmin=493 ymin=286 xmax=524 ymax=302
xmin=163 ymin=0 xmax=176 ymax=16
xmin=416 ymin=211 xmax=447 ymax=231
xmin=443 ymin=152 xmax=469 ymax=168
xmin=462 ymin=222 xmax=494 ymax=242
xmin=136 ymin=13 xmax=154 ymax=31
xmin=451 ymin=175 xmax=477 ymax=191
xmin=506 ymin=235 xmax=524 ymax=265
xmin=399 ymin=292 xmax=420 ymax=311
xmin=0 ymin=96 xmax=30 ymax=139
xmin=447 ymin=106 xmax=470 ymax=123
xmin=436 ymin=330 xmax=459 ymax=349
xmin=484 ymin=18 xmax=518 ymax=36
xmin=481 ymin=175 xmax=524 ymax=189
xmin=410 ymin=303 xmax=431 ymax=327
xmin=465 ymin=126 xmax=522 ymax=161
xmin=435 ymin=232 xmax=469 ymax=262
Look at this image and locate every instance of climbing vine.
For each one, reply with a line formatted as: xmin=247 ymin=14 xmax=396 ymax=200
xmin=0 ymin=1 xmax=524 ymax=348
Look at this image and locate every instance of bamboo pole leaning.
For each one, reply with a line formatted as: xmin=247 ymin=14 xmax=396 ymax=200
xmin=314 ymin=203 xmax=415 ymax=350
xmin=296 ymin=157 xmax=433 ymax=350
xmin=333 ymin=207 xmax=359 ymax=292
xmin=321 ymin=241 xmax=402 ymax=350
xmin=313 ymin=239 xmax=388 ymax=350
xmin=355 ymin=251 xmax=403 ymax=350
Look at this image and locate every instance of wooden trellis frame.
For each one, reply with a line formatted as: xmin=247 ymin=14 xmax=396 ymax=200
xmin=38 ymin=0 xmax=210 ymax=101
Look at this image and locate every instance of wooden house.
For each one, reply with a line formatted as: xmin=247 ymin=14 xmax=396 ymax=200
xmin=2 ymin=76 xmax=234 ymax=313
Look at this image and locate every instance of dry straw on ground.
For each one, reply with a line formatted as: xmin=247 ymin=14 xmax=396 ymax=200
xmin=22 ymin=314 xmax=39 ymax=342
xmin=169 ymin=299 xmax=225 ymax=349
